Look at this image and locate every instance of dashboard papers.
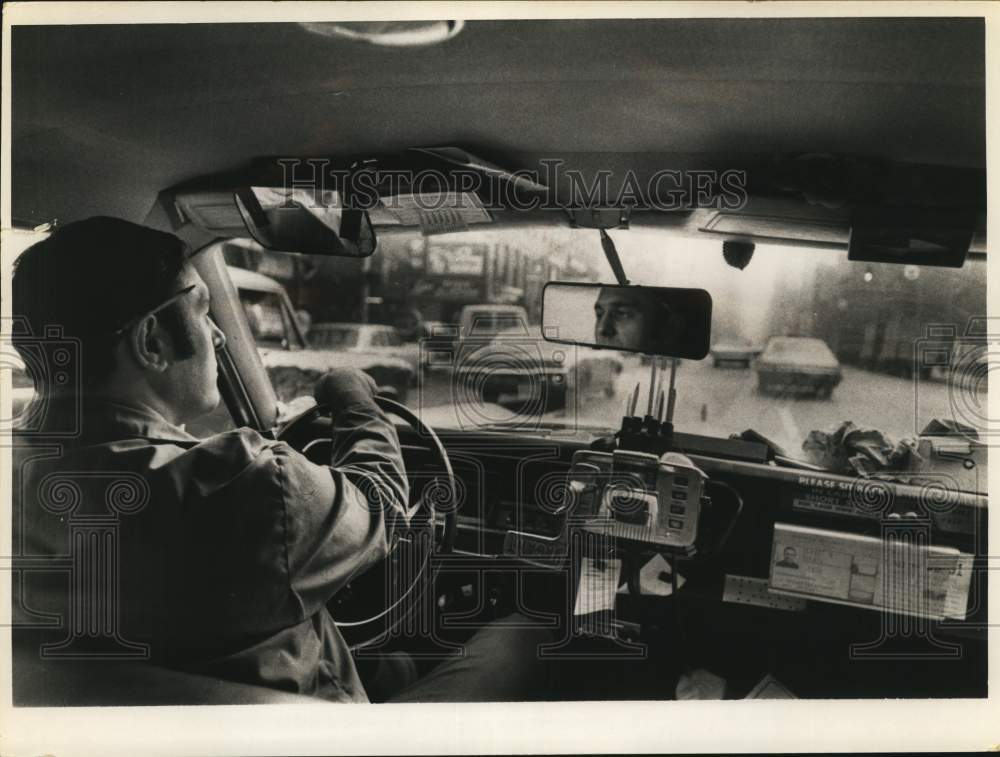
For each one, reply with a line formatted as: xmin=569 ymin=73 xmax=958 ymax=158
xmin=573 ymin=557 xmax=622 ymax=616
xmin=616 ymin=554 xmax=688 ymax=596
xmin=768 ymin=523 xmax=973 ymax=620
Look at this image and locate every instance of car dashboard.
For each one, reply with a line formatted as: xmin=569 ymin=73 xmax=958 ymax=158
xmin=390 ymin=420 xmax=987 ymax=699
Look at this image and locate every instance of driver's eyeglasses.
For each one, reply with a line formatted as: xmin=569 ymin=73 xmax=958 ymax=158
xmin=113 ymin=285 xmax=197 ymax=336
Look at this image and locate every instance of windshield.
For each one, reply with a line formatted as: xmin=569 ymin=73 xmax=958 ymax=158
xmin=230 ymin=228 xmax=986 ymax=465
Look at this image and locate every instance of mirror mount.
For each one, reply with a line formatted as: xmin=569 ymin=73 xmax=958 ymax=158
xmin=599 ymin=229 xmax=630 ymax=285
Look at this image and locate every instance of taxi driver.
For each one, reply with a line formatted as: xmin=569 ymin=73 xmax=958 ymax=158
xmin=11 ymin=217 xmax=549 ymax=703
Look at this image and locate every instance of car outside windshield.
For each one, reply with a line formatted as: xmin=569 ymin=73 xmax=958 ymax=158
xmin=310 ymin=326 xmax=361 ymax=350
xmin=763 ymin=337 xmax=834 ymax=359
xmin=470 ymin=313 xmax=528 ymax=335
xmin=241 ymin=291 xmax=291 ymax=349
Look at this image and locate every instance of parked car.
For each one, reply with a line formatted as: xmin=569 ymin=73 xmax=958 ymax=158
xmin=229 ymin=267 xmax=415 ymax=404
xmin=710 ymin=340 xmax=761 ymax=368
xmin=309 ymin=322 xmax=423 ymax=371
xmin=756 ymin=335 xmax=842 ymax=398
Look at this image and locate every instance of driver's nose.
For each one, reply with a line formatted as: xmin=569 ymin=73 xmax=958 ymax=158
xmin=210 ymin=319 xmax=227 ymax=351
xmin=598 ymin=312 xmax=617 ymax=337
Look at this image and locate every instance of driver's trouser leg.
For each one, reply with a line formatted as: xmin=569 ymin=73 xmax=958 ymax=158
xmin=387 ymin=614 xmax=554 ymax=702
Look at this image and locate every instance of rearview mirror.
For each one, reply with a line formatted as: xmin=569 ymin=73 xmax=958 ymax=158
xmin=541 ymin=282 xmax=712 ymax=360
xmin=234 ymin=187 xmax=376 ymax=257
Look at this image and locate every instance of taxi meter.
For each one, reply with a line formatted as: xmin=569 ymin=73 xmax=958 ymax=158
xmin=566 ymin=448 xmax=708 ymax=555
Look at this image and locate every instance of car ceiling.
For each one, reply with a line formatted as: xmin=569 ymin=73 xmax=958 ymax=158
xmin=11 ymin=17 xmax=985 ymax=227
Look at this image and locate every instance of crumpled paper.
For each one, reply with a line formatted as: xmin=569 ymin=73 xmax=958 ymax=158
xmin=801 ymin=420 xmax=922 ymax=476
xmin=675 ymin=668 xmax=727 ymax=700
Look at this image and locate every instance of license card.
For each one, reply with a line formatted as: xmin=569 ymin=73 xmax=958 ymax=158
xmin=769 ymin=522 xmax=973 ymax=619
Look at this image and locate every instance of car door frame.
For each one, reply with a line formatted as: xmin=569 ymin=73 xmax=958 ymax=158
xmin=191 ymin=242 xmax=280 ymax=431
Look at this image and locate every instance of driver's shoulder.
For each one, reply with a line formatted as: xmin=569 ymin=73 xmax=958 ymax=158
xmin=188 ymin=426 xmax=281 ymax=460
xmin=168 ymin=427 xmax=301 ymax=487
xmin=176 ymin=428 xmax=329 ymax=494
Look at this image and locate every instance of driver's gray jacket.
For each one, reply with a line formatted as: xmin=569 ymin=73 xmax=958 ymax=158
xmin=14 ymin=398 xmax=410 ymax=703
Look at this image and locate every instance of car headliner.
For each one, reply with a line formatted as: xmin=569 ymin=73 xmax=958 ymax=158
xmin=11 ymin=18 xmax=985 ymax=228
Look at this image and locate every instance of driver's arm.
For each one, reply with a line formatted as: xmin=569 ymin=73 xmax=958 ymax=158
xmin=265 ymin=399 xmax=409 ymax=617
xmin=234 ymin=369 xmax=410 ymax=623
xmin=135 ymin=375 xmax=409 ymax=639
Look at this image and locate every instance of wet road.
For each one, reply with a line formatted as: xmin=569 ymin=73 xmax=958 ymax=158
xmin=416 ymin=356 xmax=981 ymax=456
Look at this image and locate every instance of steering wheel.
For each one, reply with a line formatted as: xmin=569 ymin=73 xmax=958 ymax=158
xmin=276 ymin=395 xmax=458 ymax=649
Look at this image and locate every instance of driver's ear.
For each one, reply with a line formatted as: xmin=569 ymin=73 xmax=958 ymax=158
xmin=128 ymin=315 xmax=170 ymax=373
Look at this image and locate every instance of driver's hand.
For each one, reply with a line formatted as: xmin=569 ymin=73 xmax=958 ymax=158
xmin=313 ymin=368 xmax=379 ymax=414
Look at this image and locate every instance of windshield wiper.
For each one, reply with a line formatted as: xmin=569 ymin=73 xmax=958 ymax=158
xmin=771 ymin=454 xmax=825 ymax=471
xmin=475 ymin=419 xmax=615 ymax=436
xmin=729 ymin=428 xmax=824 ymax=470
xmin=474 ymin=422 xmax=554 ymax=436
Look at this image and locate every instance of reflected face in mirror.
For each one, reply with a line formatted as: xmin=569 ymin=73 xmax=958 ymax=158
xmin=542 ymin=282 xmax=712 ymax=359
xmin=594 ymin=287 xmax=655 ymax=350
xmin=594 ymin=287 xmax=684 ymax=352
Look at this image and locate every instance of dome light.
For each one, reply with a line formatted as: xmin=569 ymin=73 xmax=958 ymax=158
xmin=299 ymin=20 xmax=465 ymax=47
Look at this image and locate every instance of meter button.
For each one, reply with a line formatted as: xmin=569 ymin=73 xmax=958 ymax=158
xmin=669 ymin=504 xmax=686 ymax=515
xmin=668 ymin=518 xmax=684 ymax=529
